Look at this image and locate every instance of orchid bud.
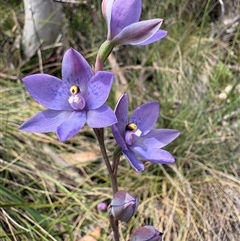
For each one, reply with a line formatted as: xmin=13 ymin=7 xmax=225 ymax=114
xmin=97 ymin=202 xmax=108 ymax=212
xmin=109 ymin=190 xmax=138 ymax=222
xmin=130 ymin=226 xmax=163 ymax=241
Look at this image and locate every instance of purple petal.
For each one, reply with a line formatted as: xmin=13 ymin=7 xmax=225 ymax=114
xmin=132 ymin=146 xmax=176 ymax=164
xmin=87 ymin=104 xmax=117 ymax=128
xmin=130 ymin=101 xmax=159 ymax=135
xmin=19 ymin=110 xmax=72 ymax=133
xmin=115 ymin=93 xmax=129 ymax=137
xmin=85 ymin=71 xmax=114 ymax=109
xmin=136 ymin=129 xmax=180 ymax=148
xmin=139 ymin=29 xmax=167 ymax=45
xmin=23 ymin=74 xmax=72 ymax=110
xmin=110 ymin=0 xmax=142 ymax=38
xmin=62 ymin=48 xmax=93 ymax=92
xmin=112 ymin=19 xmax=162 ymax=46
xmin=112 ymin=124 xmax=128 ymax=150
xmin=57 ymin=111 xmax=86 ymax=141
xmin=102 ymin=0 xmax=114 ymax=39
xmin=122 ymin=149 xmax=144 ymax=172
xmin=101 ymin=0 xmax=112 ymax=21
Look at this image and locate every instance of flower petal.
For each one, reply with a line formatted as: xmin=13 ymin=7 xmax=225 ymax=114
xmin=136 ymin=129 xmax=180 ymax=148
xmin=130 ymin=101 xmax=159 ymax=135
xmin=110 ymin=0 xmax=141 ymax=38
xmin=85 ymin=71 xmax=114 ymax=109
xmin=87 ymin=104 xmax=117 ymax=128
xmin=62 ymin=48 xmax=93 ymax=92
xmin=138 ymin=29 xmax=167 ymax=46
xmin=123 ymin=149 xmax=144 ymax=172
xmin=112 ymin=124 xmax=128 ymax=150
xmin=132 ymin=146 xmax=176 ymax=164
xmin=57 ymin=111 xmax=86 ymax=141
xmin=115 ymin=93 xmax=129 ymax=136
xmin=19 ymin=110 xmax=72 ymax=133
xmin=102 ymin=0 xmax=114 ymax=39
xmin=112 ymin=19 xmax=162 ymax=46
xmin=23 ymin=74 xmax=72 ymax=110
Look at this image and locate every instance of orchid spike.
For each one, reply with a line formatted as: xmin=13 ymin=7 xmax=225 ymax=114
xmin=19 ymin=48 xmax=117 ymax=141
xmin=111 ymin=93 xmax=180 ymax=172
xmin=101 ymin=0 xmax=167 ymax=46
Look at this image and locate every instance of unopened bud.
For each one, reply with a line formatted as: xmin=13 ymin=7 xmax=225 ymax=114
xmin=109 ymin=190 xmax=138 ymax=222
xmin=130 ymin=226 xmax=163 ymax=241
xmin=97 ymin=202 xmax=108 ymax=212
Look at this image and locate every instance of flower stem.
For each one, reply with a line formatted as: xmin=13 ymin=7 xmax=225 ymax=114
xmin=112 ymin=146 xmax=122 ymax=175
xmin=110 ymin=215 xmax=120 ymax=241
xmin=93 ymin=128 xmax=118 ymax=194
xmin=93 ymin=128 xmax=119 ymax=241
xmin=94 ymin=40 xmax=114 ymax=72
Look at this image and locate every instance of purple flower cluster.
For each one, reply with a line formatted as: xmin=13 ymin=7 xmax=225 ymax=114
xmin=20 ymin=49 xmax=179 ymax=171
xmin=19 ymin=1 xmax=179 ymax=239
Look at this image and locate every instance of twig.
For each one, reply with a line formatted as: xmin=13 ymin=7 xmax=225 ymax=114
xmin=0 ymin=72 xmax=19 ymax=80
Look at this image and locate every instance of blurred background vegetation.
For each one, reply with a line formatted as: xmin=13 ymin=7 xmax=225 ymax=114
xmin=0 ymin=0 xmax=239 ymax=240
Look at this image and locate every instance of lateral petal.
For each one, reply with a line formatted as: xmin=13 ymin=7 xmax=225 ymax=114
xmin=57 ymin=111 xmax=86 ymax=141
xmin=123 ymin=149 xmax=144 ymax=172
xmin=112 ymin=19 xmax=162 ymax=45
xmin=23 ymin=74 xmax=71 ymax=110
xmin=87 ymin=104 xmax=117 ymax=128
xmin=85 ymin=71 xmax=114 ymax=109
xmin=130 ymin=101 xmax=159 ymax=135
xmin=62 ymin=48 xmax=93 ymax=92
xmin=136 ymin=129 xmax=180 ymax=148
xmin=133 ymin=146 xmax=176 ymax=164
xmin=19 ymin=110 xmax=72 ymax=133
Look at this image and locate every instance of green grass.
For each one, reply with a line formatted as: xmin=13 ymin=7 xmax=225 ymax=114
xmin=1 ymin=0 xmax=240 ymax=240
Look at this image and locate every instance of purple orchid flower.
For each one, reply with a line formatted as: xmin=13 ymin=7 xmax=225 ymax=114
xmin=111 ymin=94 xmax=180 ymax=172
xmin=19 ymin=48 xmax=117 ymax=141
xmin=102 ymin=0 xmax=167 ymax=46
